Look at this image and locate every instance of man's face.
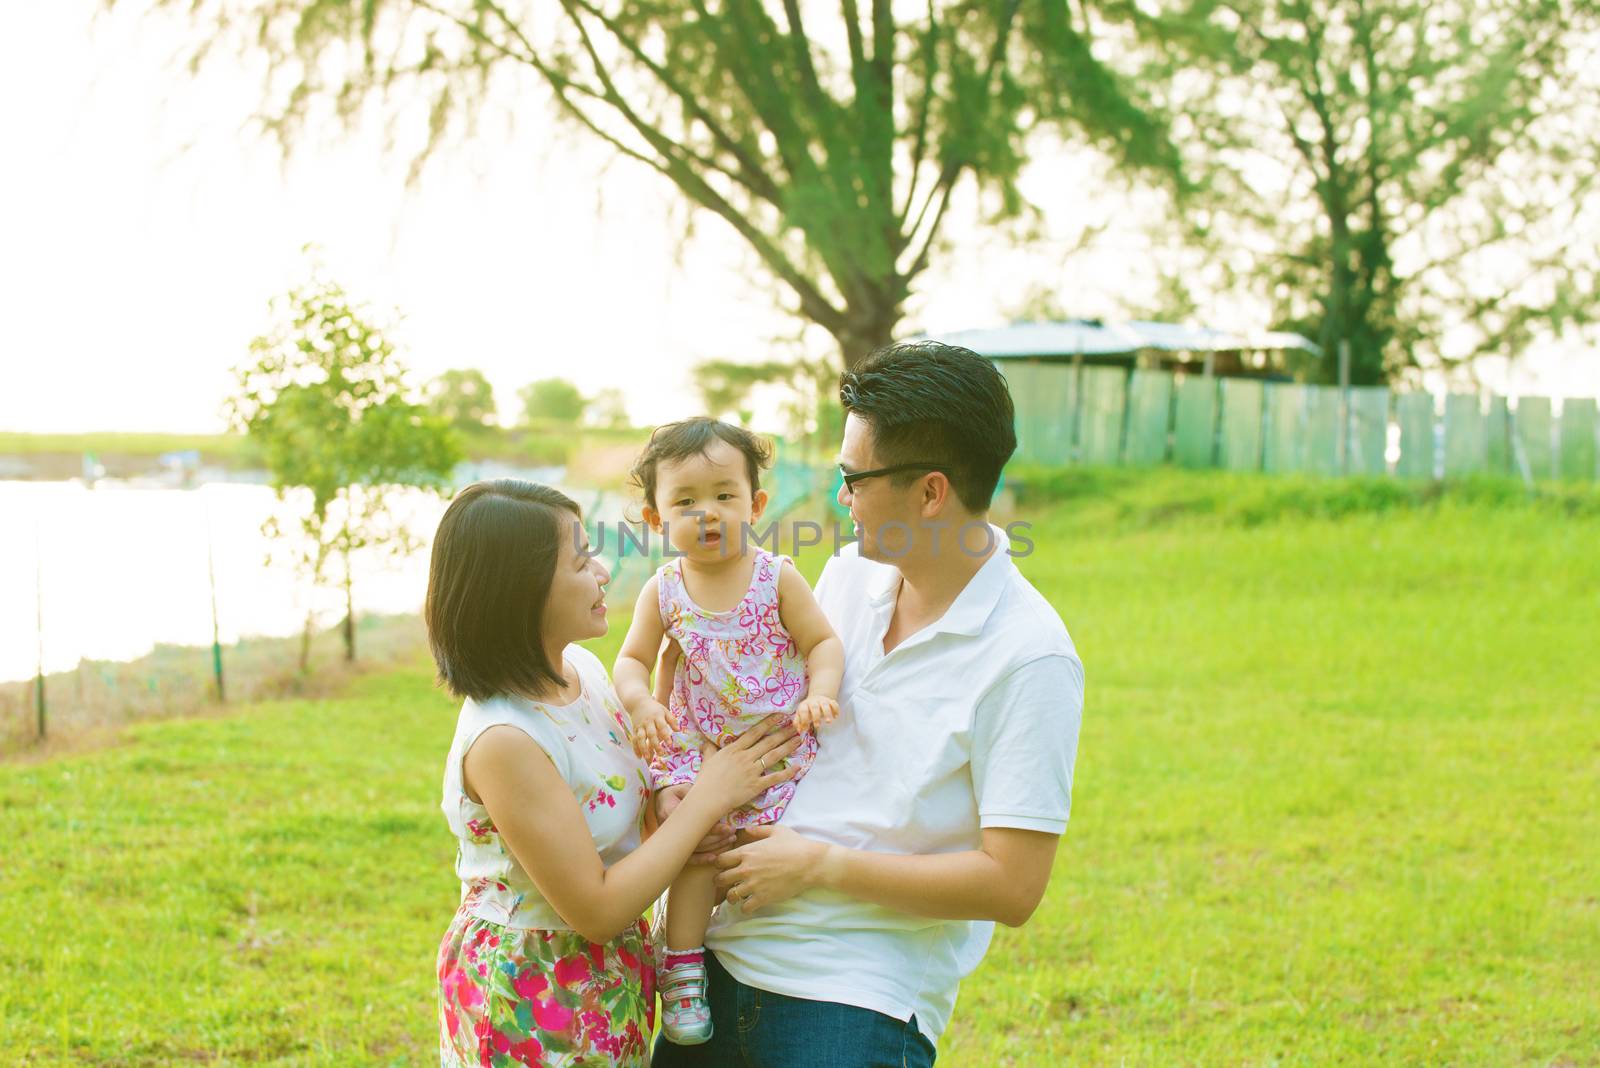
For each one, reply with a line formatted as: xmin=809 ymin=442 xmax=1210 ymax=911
xmin=836 ymin=413 xmax=918 ymax=562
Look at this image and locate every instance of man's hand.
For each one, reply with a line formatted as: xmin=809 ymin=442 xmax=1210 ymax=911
xmin=629 ymin=699 xmax=674 ymax=760
xmin=792 ymin=694 xmax=839 ymax=734
xmin=713 ymin=825 xmax=829 ymax=912
xmin=655 ymin=784 xmax=736 ymax=864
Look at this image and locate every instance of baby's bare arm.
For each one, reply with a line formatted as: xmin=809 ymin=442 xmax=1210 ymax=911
xmin=613 ymin=575 xmax=666 ymax=715
xmin=614 ymin=576 xmax=677 ymax=756
xmin=776 ymin=561 xmax=843 ymax=703
xmin=652 ymin=638 xmax=681 ymax=706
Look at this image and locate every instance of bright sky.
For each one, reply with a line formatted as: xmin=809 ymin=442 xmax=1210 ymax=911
xmin=1 ymin=2 xmax=1593 ymax=436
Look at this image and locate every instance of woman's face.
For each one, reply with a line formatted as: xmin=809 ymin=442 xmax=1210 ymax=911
xmin=540 ymin=511 xmax=612 ymax=649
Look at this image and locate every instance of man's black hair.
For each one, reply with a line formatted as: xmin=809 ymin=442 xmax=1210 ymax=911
xmin=838 ymin=340 xmax=1017 ymax=511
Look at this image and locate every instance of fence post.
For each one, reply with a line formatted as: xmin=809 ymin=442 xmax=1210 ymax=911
xmin=204 ymin=495 xmax=225 ymax=704
xmin=1337 ymin=341 xmax=1351 ymax=474
xmin=1116 ymin=365 xmax=1132 ymax=465
xmin=1069 ymin=353 xmax=1086 ymax=464
xmin=34 ymin=521 xmax=46 ymax=741
xmin=1508 ymin=403 xmax=1534 ymax=488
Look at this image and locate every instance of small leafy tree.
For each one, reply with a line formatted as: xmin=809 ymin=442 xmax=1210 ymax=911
xmin=692 ymin=359 xmax=793 ymax=423
xmin=692 ymin=356 xmax=837 ymax=453
xmin=520 ymin=378 xmax=587 ymax=424
xmin=229 ymin=277 xmax=460 ymax=670
xmin=425 ymin=368 xmax=498 ymax=431
xmin=584 ymin=387 xmax=632 ymax=430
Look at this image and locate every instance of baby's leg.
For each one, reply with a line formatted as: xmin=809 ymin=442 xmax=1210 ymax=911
xmin=660 ymin=864 xmax=719 ymax=1044
xmin=664 ymin=863 xmax=718 ymax=951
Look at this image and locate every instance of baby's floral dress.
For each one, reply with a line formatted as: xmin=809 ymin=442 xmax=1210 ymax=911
xmin=651 ymin=550 xmax=818 ymax=828
xmin=438 ymin=645 xmax=656 ymax=1067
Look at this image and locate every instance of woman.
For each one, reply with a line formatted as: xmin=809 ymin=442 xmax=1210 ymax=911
xmin=427 ymin=480 xmax=799 ymax=1066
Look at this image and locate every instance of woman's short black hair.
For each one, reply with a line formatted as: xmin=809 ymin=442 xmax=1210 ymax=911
xmin=628 ymin=417 xmax=773 ymax=509
xmin=424 ymin=479 xmax=581 ymax=702
xmin=838 ymin=340 xmax=1017 ymax=512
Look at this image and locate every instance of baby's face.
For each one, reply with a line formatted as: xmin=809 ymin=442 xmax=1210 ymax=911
xmin=649 ymin=439 xmax=767 ymax=560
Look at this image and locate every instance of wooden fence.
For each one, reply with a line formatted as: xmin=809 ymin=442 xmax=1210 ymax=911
xmin=998 ymin=362 xmax=1599 ymax=482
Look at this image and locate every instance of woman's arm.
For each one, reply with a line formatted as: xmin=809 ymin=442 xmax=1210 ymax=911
xmin=652 ymin=782 xmax=736 ymax=864
xmin=465 ymin=718 xmax=801 ymax=945
xmin=713 ymin=825 xmax=1060 ymax=928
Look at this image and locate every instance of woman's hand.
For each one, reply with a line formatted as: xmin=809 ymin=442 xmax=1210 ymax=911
xmin=691 ymin=714 xmax=802 ymax=813
xmin=713 ymin=826 xmax=830 ymax=912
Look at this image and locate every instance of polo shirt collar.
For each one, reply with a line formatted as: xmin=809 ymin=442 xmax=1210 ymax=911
xmin=865 ymin=523 xmax=1014 ymax=639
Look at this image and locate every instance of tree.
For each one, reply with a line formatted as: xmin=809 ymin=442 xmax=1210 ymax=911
xmin=1146 ymin=0 xmax=1600 ymax=384
xmin=425 ymin=368 xmax=498 ymax=430
xmin=230 ymin=276 xmax=460 ymax=670
xmin=133 ymin=0 xmax=1181 ymax=369
xmin=519 ymin=377 xmax=587 ymax=424
xmin=693 ymin=359 xmax=795 ymax=423
xmin=584 ymin=387 xmax=632 ymax=429
xmin=692 ymin=355 xmax=837 ymax=452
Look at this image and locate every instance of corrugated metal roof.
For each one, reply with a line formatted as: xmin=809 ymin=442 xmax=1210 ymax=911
xmin=924 ymin=319 xmax=1322 ymax=358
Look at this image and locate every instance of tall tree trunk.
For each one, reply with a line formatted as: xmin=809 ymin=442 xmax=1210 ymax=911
xmin=299 ymin=529 xmax=330 ymax=675
xmin=1321 ymin=218 xmax=1353 ymax=383
xmin=834 ymin=302 xmax=902 ymax=371
xmin=341 ymin=545 xmax=355 ymax=663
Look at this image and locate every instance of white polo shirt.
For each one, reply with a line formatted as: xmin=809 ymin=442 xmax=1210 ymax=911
xmin=706 ymin=526 xmax=1084 ymax=1045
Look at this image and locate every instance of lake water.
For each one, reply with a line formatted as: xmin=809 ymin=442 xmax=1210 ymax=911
xmin=0 ymin=473 xmax=604 ymax=684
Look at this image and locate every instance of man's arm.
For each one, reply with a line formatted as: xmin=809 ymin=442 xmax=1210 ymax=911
xmin=718 ymin=650 xmax=1083 ymax=924
xmin=714 ymin=825 xmax=1058 ymax=927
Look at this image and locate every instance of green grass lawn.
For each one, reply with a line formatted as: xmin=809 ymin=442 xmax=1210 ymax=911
xmin=3 ymin=473 xmax=1597 ymax=1065
xmin=0 ymin=425 xmax=644 ymax=472
xmin=0 ymin=431 xmax=253 ymax=458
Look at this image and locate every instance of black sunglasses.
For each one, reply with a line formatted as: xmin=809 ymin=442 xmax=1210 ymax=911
xmin=837 ymin=462 xmax=950 ymax=491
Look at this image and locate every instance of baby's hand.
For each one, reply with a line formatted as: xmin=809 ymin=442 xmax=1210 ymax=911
xmin=792 ymin=695 xmax=839 ymax=734
xmin=630 ymin=700 xmax=675 ymax=759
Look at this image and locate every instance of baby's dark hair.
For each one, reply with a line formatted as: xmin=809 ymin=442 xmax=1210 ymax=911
xmin=629 ymin=417 xmax=773 ymax=509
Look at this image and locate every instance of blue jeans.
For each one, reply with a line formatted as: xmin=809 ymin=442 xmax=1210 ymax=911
xmin=651 ymin=950 xmax=937 ymax=1068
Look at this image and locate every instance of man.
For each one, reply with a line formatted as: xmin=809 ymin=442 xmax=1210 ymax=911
xmin=654 ymin=340 xmax=1084 ymax=1066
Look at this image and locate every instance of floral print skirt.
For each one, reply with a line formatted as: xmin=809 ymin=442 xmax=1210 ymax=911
xmin=438 ymin=906 xmax=656 ymax=1067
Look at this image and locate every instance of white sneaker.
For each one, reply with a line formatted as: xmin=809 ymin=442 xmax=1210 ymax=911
xmin=659 ymin=958 xmax=713 ymax=1045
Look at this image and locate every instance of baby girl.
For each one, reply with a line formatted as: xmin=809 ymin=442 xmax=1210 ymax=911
xmin=613 ymin=417 xmax=842 ymax=1047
